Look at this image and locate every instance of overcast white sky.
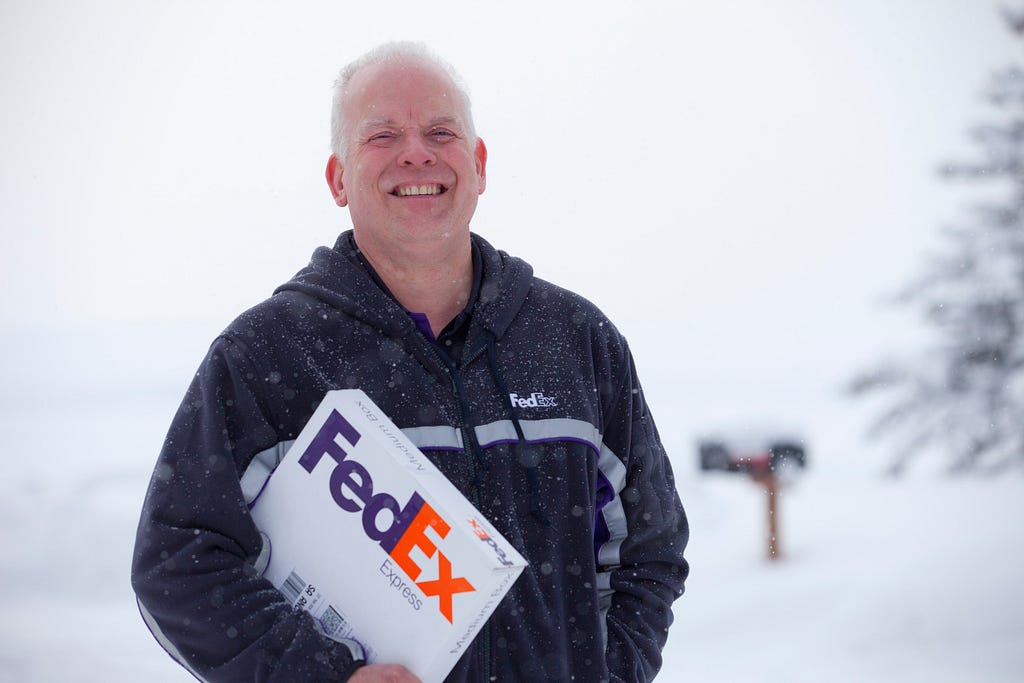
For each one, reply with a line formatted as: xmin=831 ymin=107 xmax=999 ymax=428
xmin=2 ymin=0 xmax=1021 ymax=465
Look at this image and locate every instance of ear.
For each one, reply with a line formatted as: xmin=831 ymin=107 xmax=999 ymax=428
xmin=474 ymin=138 xmax=488 ymax=195
xmin=326 ymin=155 xmax=348 ymax=207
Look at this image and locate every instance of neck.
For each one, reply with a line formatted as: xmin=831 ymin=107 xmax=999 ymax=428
xmin=354 ymin=229 xmax=473 ymax=337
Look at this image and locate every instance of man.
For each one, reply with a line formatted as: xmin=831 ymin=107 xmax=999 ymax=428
xmin=132 ymin=42 xmax=689 ymax=683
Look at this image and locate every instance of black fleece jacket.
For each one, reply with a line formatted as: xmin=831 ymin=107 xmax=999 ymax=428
xmin=132 ymin=231 xmax=689 ymax=682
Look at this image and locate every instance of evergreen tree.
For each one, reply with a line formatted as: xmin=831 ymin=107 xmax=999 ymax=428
xmin=850 ymin=9 xmax=1024 ymax=475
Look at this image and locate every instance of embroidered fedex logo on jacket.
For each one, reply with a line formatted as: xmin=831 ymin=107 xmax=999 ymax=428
xmin=297 ymin=409 xmax=474 ymax=623
xmin=508 ymin=392 xmax=557 ymax=408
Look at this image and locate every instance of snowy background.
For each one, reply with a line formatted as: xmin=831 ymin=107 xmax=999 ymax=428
xmin=2 ymin=1 xmax=1023 ymax=681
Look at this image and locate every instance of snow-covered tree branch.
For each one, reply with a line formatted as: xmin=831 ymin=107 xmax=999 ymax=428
xmin=850 ymin=8 xmax=1024 ymax=476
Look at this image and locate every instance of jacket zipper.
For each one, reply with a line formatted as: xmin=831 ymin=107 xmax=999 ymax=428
xmin=421 ymin=339 xmax=492 ymax=682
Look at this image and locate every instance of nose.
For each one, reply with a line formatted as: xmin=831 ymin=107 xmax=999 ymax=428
xmin=397 ymin=134 xmax=436 ymax=167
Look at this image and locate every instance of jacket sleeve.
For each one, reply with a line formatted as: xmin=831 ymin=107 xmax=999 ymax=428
xmin=599 ymin=345 xmax=689 ymax=683
xmin=131 ymin=336 xmax=366 ymax=682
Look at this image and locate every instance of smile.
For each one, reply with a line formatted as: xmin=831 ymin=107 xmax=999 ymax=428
xmin=392 ymin=184 xmax=447 ymax=197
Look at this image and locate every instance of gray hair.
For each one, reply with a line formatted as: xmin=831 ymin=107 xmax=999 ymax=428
xmin=330 ymin=41 xmax=476 ymax=160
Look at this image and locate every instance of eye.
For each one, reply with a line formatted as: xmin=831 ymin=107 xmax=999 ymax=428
xmin=367 ymin=131 xmax=398 ymax=143
xmin=429 ymin=128 xmax=456 ymax=141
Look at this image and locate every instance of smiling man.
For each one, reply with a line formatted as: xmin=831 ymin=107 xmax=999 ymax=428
xmin=132 ymin=42 xmax=689 ymax=683
xmin=325 ymin=53 xmax=487 ymax=341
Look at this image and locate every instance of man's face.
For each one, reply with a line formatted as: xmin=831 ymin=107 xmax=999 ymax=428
xmin=327 ymin=59 xmax=487 ymax=249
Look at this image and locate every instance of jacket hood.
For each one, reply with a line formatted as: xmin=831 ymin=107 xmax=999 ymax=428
xmin=273 ymin=230 xmax=534 ymax=343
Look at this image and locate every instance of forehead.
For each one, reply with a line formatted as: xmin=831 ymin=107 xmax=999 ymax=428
xmin=344 ymin=60 xmax=467 ymax=130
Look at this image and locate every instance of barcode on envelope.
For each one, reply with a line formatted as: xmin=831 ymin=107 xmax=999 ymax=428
xmin=319 ymin=605 xmax=352 ymax=639
xmin=281 ymin=570 xmax=306 ymax=605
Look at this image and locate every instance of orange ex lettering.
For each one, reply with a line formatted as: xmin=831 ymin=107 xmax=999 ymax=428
xmin=391 ymin=501 xmax=475 ymax=623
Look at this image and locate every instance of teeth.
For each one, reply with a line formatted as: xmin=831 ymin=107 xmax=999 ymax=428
xmin=397 ymin=184 xmax=442 ymax=196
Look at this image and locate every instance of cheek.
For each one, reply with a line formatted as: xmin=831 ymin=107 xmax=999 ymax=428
xmin=349 ymin=173 xmax=382 ymax=202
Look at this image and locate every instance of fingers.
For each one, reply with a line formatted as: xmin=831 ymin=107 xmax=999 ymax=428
xmin=347 ymin=662 xmax=422 ymax=683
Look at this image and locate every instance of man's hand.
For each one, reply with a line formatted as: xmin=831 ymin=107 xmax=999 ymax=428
xmin=349 ymin=663 xmax=421 ymax=683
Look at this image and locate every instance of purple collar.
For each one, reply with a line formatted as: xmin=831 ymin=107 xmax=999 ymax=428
xmin=407 ymin=311 xmax=436 ymax=342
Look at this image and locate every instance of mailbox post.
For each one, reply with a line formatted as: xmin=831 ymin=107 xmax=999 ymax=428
xmin=698 ymin=432 xmax=806 ymax=562
xmin=750 ymin=466 xmax=781 ymax=561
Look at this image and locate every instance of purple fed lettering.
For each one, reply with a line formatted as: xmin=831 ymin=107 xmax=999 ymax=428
xmin=296 ymin=406 xmax=428 ymax=557
xmin=298 ymin=409 xmax=362 ymax=474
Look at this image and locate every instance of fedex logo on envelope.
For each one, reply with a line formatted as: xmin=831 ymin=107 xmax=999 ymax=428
xmin=297 ymin=409 xmax=475 ymax=623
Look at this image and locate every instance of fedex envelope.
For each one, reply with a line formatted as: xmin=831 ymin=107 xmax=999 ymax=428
xmin=248 ymin=389 xmax=527 ymax=682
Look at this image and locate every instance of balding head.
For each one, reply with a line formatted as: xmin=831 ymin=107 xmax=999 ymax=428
xmin=330 ymin=42 xmax=476 ymax=161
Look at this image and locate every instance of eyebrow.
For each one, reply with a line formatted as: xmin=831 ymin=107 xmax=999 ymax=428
xmin=426 ymin=116 xmax=462 ymax=129
xmin=358 ymin=117 xmax=397 ymax=133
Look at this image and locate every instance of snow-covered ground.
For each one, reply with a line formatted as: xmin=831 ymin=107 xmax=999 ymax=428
xmin=1 ymin=326 xmax=1022 ymax=682
xmin=667 ymin=471 xmax=1024 ymax=682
